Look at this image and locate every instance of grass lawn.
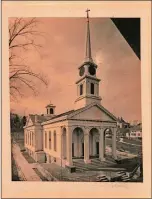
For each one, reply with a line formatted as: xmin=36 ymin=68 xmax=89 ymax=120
xmin=123 ymin=138 xmax=142 ymax=145
xmin=106 ymin=138 xmax=142 ymax=155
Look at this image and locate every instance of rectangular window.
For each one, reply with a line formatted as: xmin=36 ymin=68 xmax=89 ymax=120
xmin=45 ymin=132 xmax=47 ymax=148
xmin=91 ymin=83 xmax=94 ymax=94
xmin=80 ymin=84 xmax=83 ymax=95
xmin=49 ymin=131 xmax=51 ymax=149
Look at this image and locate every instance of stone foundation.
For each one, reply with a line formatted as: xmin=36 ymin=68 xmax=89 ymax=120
xmin=34 ymin=151 xmax=46 ymax=163
xmin=45 ymin=153 xmax=67 ymax=167
xmin=26 ymin=148 xmax=69 ymax=167
xmin=26 ymin=148 xmax=46 ymax=163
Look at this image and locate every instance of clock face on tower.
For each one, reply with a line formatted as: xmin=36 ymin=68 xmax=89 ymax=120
xmin=89 ymin=65 xmax=96 ymax=75
xmin=79 ymin=66 xmax=85 ymax=76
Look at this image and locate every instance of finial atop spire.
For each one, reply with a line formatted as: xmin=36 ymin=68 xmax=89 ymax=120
xmin=85 ymin=9 xmax=93 ymax=62
xmin=86 ymin=8 xmax=90 ymax=21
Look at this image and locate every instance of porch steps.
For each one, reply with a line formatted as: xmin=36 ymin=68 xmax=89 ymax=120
xmin=73 ymin=158 xmax=116 ymax=172
xmin=96 ymin=175 xmax=110 ymax=182
xmin=116 ymin=171 xmax=130 ymax=182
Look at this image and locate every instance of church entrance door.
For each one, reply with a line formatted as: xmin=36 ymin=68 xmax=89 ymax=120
xmin=82 ymin=143 xmax=84 ymax=157
xmin=96 ymin=142 xmax=99 ymax=157
xmin=72 ymin=143 xmax=74 ymax=157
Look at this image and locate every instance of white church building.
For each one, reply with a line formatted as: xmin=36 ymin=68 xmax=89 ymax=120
xmin=24 ymin=10 xmax=118 ymax=170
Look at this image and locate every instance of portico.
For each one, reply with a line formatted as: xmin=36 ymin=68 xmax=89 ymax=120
xmin=61 ymin=122 xmax=117 ymax=167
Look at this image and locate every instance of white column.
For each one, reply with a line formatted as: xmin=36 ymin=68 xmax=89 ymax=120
xmin=66 ymin=126 xmax=73 ymax=166
xmin=84 ymin=128 xmax=91 ymax=164
xmin=112 ymin=128 xmax=117 ymax=159
xmin=99 ymin=128 xmax=105 ymax=161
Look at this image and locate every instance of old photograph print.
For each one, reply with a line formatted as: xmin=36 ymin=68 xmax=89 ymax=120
xmin=10 ymin=10 xmax=143 ymax=182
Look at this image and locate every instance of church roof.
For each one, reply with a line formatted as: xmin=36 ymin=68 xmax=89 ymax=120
xmin=29 ymin=114 xmax=53 ymax=124
xmin=51 ymin=110 xmax=75 ymax=119
xmin=41 ymin=102 xmax=118 ymax=125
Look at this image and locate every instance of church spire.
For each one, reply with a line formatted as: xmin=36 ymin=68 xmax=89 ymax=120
xmin=85 ymin=9 xmax=93 ymax=62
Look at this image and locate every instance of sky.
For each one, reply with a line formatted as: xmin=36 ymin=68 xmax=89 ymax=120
xmin=10 ymin=17 xmax=141 ymax=122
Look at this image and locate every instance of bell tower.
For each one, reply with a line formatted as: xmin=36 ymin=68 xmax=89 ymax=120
xmin=46 ymin=102 xmax=56 ymax=116
xmin=74 ymin=9 xmax=102 ymax=110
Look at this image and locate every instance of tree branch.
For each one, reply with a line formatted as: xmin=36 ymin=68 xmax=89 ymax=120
xmin=9 ymin=17 xmax=48 ymax=101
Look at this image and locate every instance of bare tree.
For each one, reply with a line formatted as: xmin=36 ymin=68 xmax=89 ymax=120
xmin=9 ymin=18 xmax=48 ymax=101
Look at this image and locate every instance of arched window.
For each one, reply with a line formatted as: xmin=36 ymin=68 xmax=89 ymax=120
xmin=45 ymin=132 xmax=47 ymax=148
xmin=90 ymin=83 xmax=94 ymax=94
xmin=80 ymin=84 xmax=83 ymax=95
xmin=54 ymin=131 xmax=57 ymax=151
xmin=49 ymin=131 xmax=51 ymax=149
xmin=50 ymin=108 xmax=54 ymax=114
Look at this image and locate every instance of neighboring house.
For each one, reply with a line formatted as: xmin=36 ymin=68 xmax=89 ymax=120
xmin=24 ymin=12 xmax=118 ymax=169
xmin=126 ymin=124 xmax=142 ymax=139
xmin=126 ymin=130 xmax=142 ymax=139
xmin=117 ymin=117 xmax=130 ymax=129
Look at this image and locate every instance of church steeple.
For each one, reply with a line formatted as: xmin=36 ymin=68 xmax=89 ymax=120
xmin=85 ymin=9 xmax=93 ymax=62
xmin=74 ymin=9 xmax=102 ymax=110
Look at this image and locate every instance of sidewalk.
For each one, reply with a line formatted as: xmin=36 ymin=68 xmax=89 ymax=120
xmin=12 ymin=143 xmax=41 ymax=181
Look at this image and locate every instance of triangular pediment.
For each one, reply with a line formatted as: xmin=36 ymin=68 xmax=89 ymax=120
xmin=25 ymin=116 xmax=34 ymax=127
xmin=68 ymin=103 xmax=117 ymax=121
